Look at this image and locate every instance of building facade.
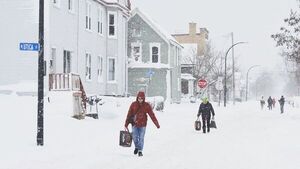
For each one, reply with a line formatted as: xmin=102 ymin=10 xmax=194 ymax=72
xmin=0 ymin=0 xmax=131 ymax=96
xmin=127 ymin=8 xmax=182 ymax=103
xmin=172 ymin=23 xmax=209 ymax=97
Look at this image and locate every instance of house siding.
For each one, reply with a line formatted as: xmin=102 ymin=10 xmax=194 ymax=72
xmin=127 ymin=11 xmax=181 ymax=103
xmin=128 ymin=14 xmax=169 ymax=99
xmin=128 ymin=68 xmax=167 ymax=99
xmin=128 ymin=15 xmax=168 ymax=64
xmin=170 ymin=44 xmax=181 ymax=103
xmin=0 ymin=0 xmax=129 ymax=96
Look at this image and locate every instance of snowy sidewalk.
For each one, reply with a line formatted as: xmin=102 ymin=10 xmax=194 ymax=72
xmin=1 ymin=96 xmax=300 ymax=169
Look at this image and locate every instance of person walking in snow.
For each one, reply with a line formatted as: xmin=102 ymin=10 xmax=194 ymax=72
xmin=278 ymin=95 xmax=285 ymax=114
xmin=267 ymin=96 xmax=273 ymax=110
xmin=272 ymin=97 xmax=276 ymax=108
xmin=124 ymin=91 xmax=160 ymax=157
xmin=197 ymin=97 xmax=215 ymax=133
xmin=260 ymin=96 xmax=265 ymax=110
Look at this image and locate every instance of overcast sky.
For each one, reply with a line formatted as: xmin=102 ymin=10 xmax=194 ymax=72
xmin=130 ymin=0 xmax=298 ymax=75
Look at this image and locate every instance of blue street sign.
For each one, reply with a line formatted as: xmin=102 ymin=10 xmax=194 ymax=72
xmin=146 ymin=69 xmax=155 ymax=78
xmin=19 ymin=43 xmax=40 ymax=51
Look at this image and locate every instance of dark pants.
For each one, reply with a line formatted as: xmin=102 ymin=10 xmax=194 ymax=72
xmin=268 ymin=103 xmax=272 ymax=110
xmin=280 ymin=104 xmax=284 ymax=114
xmin=202 ymin=114 xmax=211 ymax=133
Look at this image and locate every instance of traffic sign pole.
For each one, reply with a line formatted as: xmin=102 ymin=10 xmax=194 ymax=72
xmin=37 ymin=0 xmax=44 ymax=146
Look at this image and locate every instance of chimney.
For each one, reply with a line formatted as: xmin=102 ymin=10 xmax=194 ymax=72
xmin=189 ymin=22 xmax=197 ymax=36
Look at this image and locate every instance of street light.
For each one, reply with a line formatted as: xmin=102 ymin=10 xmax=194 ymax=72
xmin=224 ymin=41 xmax=247 ymax=107
xmin=246 ymin=65 xmax=260 ymax=101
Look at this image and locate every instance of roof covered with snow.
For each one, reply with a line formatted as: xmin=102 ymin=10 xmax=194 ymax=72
xmin=101 ymin=0 xmax=131 ymax=12
xmin=104 ymin=0 xmax=128 ymax=5
xmin=130 ymin=8 xmax=182 ymax=48
xmin=181 ymin=73 xmax=196 ymax=80
xmin=128 ymin=62 xmax=170 ymax=69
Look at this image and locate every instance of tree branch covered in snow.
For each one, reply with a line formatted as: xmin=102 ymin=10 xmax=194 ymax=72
xmin=271 ymin=1 xmax=300 ymax=65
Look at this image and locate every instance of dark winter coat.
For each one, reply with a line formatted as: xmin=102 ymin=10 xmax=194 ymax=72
xmin=197 ymin=102 xmax=215 ymax=117
xmin=125 ymin=91 xmax=160 ymax=128
xmin=268 ymin=97 xmax=273 ymax=105
xmin=278 ymin=97 xmax=285 ymax=106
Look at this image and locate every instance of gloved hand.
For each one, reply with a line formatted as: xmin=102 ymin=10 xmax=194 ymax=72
xmin=156 ymin=124 xmax=160 ymax=129
xmin=212 ymin=116 xmax=215 ymax=120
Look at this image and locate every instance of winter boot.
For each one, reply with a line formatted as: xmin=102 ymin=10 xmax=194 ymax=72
xmin=138 ymin=151 xmax=143 ymax=157
xmin=207 ymin=128 xmax=210 ymax=133
xmin=203 ymin=126 xmax=206 ymax=133
xmin=134 ymin=148 xmax=138 ymax=155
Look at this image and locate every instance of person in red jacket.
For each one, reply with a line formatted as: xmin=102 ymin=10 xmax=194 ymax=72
xmin=124 ymin=91 xmax=160 ymax=156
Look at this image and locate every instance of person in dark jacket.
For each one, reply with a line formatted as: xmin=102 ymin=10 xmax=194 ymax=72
xmin=197 ymin=97 xmax=215 ymax=133
xmin=267 ymin=96 xmax=273 ymax=110
xmin=124 ymin=91 xmax=160 ymax=157
xmin=260 ymin=96 xmax=265 ymax=110
xmin=278 ymin=95 xmax=285 ymax=114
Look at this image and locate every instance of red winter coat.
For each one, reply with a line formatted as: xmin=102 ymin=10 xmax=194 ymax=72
xmin=125 ymin=91 xmax=160 ymax=128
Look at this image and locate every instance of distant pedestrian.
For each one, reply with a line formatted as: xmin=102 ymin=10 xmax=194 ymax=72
xmin=197 ymin=97 xmax=215 ymax=133
xmin=124 ymin=91 xmax=160 ymax=157
xmin=260 ymin=96 xmax=265 ymax=110
xmin=267 ymin=96 xmax=273 ymax=110
xmin=272 ymin=97 xmax=276 ymax=108
xmin=278 ymin=95 xmax=285 ymax=114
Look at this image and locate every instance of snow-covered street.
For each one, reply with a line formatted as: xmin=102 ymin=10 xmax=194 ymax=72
xmin=1 ymin=94 xmax=300 ymax=169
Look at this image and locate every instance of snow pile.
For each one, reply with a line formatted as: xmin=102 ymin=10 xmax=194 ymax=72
xmin=0 ymin=81 xmax=38 ymax=96
xmin=1 ymin=89 xmax=300 ymax=169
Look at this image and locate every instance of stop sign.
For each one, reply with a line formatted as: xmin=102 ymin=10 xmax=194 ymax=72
xmin=198 ymin=79 xmax=207 ymax=88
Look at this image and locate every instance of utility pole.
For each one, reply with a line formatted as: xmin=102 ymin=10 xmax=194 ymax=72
xmin=37 ymin=0 xmax=44 ymax=146
xmin=231 ymin=32 xmax=235 ymax=105
xmin=224 ymin=41 xmax=247 ymax=107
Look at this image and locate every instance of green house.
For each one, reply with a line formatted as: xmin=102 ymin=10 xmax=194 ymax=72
xmin=127 ymin=8 xmax=182 ymax=103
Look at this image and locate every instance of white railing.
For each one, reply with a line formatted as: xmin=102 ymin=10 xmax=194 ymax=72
xmin=49 ymin=73 xmax=80 ymax=91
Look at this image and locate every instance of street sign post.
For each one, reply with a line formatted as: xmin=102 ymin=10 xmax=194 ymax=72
xmin=216 ymin=76 xmax=223 ymax=106
xmin=198 ymin=79 xmax=207 ymax=88
xmin=19 ymin=43 xmax=40 ymax=51
xmin=146 ymin=69 xmax=155 ymax=78
xmin=215 ymin=76 xmax=223 ymax=91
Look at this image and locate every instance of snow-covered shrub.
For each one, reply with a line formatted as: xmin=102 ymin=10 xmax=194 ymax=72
xmin=147 ymin=96 xmax=165 ymax=111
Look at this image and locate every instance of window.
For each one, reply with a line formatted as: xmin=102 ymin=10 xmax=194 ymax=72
xmin=152 ymin=47 xmax=159 ymax=63
xmin=97 ymin=8 xmax=103 ymax=35
xmin=131 ymin=43 xmax=142 ymax=62
xmin=108 ymin=58 xmax=115 ymax=81
xmin=85 ymin=1 xmax=91 ymax=30
xmin=97 ymin=56 xmax=103 ymax=82
xmin=68 ymin=0 xmax=74 ymax=12
xmin=50 ymin=48 xmax=56 ymax=73
xmin=85 ymin=53 xmax=91 ymax=80
xmin=63 ymin=50 xmax=71 ymax=73
xmin=108 ymin=12 xmax=117 ymax=37
xmin=150 ymin=43 xmax=160 ymax=63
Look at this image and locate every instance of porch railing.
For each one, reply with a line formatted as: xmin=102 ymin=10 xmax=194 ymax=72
xmin=49 ymin=73 xmax=80 ymax=91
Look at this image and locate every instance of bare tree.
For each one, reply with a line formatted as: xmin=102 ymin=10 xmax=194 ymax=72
xmin=271 ymin=0 xmax=300 ymax=83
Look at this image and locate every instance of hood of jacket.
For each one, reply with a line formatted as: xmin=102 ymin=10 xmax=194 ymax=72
xmin=136 ymin=91 xmax=145 ymax=103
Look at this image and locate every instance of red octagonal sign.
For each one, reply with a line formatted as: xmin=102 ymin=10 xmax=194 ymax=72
xmin=198 ymin=79 xmax=207 ymax=88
